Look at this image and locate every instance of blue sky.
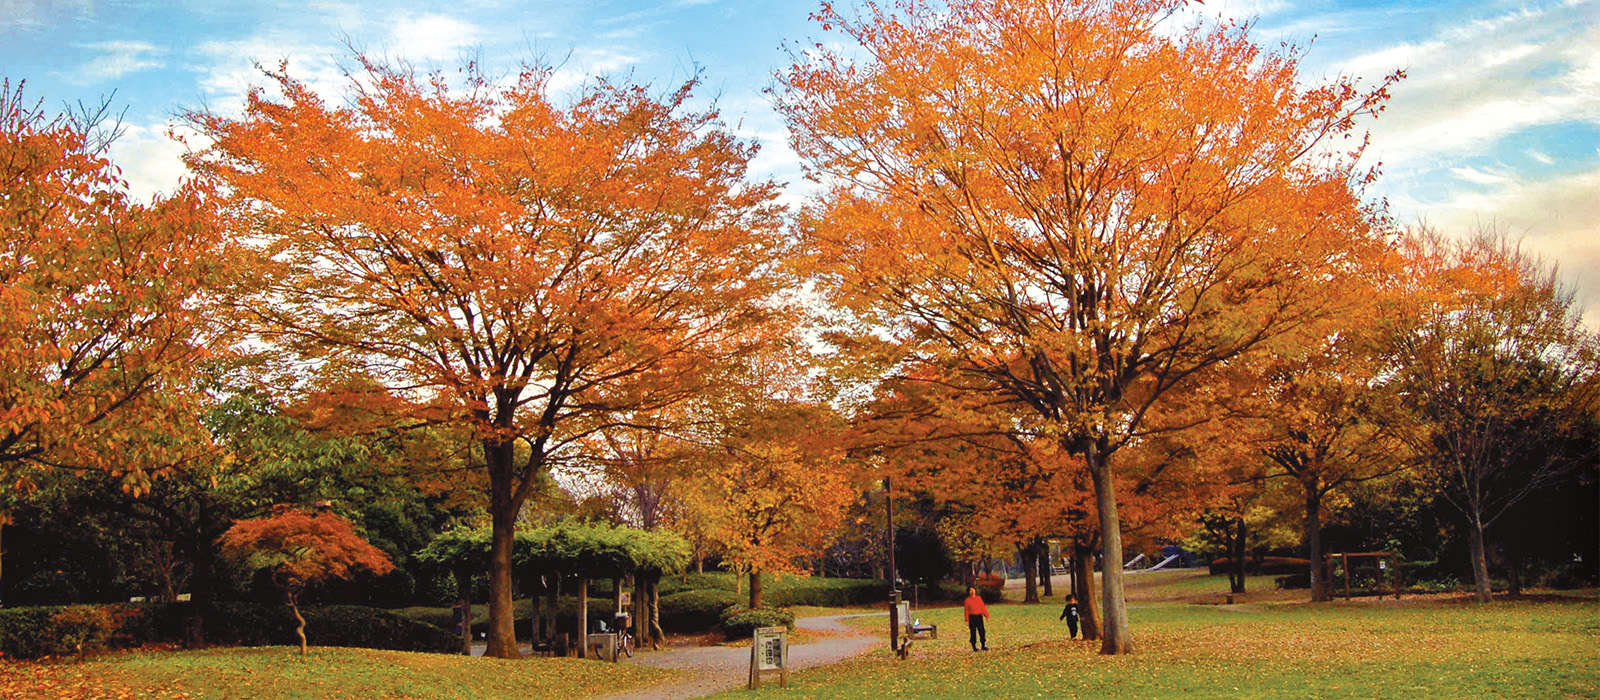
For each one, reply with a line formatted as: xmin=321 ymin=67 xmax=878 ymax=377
xmin=2 ymin=0 xmax=1596 ymax=323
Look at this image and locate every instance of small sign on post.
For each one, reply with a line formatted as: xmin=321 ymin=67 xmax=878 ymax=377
xmin=748 ymin=626 xmax=788 ymax=689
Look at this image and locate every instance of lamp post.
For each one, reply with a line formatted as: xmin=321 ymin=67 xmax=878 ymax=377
xmin=886 ymin=476 xmax=899 ymax=651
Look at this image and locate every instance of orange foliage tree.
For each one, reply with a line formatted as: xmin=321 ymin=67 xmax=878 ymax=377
xmin=219 ymin=508 xmax=395 ymax=657
xmin=188 ymin=57 xmax=786 ymax=657
xmin=684 ymin=399 xmax=858 ymax=609
xmin=778 ymin=0 xmax=1396 ymax=653
xmin=1237 ymin=337 xmax=1411 ymax=602
xmin=1390 ymin=233 xmax=1600 ymax=603
xmin=1 ymin=80 xmax=226 ymax=489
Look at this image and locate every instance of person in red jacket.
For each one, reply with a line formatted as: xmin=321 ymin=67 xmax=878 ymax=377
xmin=963 ymin=586 xmax=989 ymax=651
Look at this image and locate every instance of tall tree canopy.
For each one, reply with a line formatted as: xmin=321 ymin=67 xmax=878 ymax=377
xmin=1392 ymin=233 xmax=1599 ymax=602
xmin=188 ymin=57 xmax=788 ymax=657
xmin=1 ymin=80 xmax=227 ymax=491
xmin=778 ymin=0 xmax=1396 ymax=653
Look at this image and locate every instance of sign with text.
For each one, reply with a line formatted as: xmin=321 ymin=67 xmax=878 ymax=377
xmin=748 ymin=626 xmax=789 ymax=689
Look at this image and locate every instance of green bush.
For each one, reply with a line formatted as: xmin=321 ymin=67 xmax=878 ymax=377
xmin=0 ymin=602 xmax=455 ymax=659
xmin=0 ymin=604 xmax=141 ymax=660
xmin=299 ymin=606 xmax=457 ymax=652
xmin=656 ymin=572 xmax=741 ymax=596
xmin=658 ymin=589 xmax=740 ymax=632
xmin=765 ymin=578 xmax=888 ymax=607
xmin=719 ymin=605 xmax=795 ymax=640
xmin=975 ymin=573 xmax=1005 ymax=603
xmin=50 ymin=605 xmax=117 ymax=659
xmin=0 ymin=606 xmax=60 ymax=659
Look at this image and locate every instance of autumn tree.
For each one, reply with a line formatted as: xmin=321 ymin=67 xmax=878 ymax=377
xmin=219 ymin=508 xmax=395 ymax=657
xmin=685 ymin=400 xmax=858 ymax=609
xmin=1235 ymin=335 xmax=1412 ymax=602
xmin=1391 ymin=233 xmax=1599 ymax=602
xmin=1 ymin=78 xmax=228 ymax=560
xmin=777 ymin=0 xmax=1396 ymax=654
xmin=188 ymin=56 xmax=785 ymax=657
xmin=858 ymin=372 xmax=1091 ymax=605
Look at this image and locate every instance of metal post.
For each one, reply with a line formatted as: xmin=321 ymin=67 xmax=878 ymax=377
xmin=887 ymin=476 xmax=898 ymax=651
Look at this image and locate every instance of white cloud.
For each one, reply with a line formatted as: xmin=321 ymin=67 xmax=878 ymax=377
xmin=106 ymin=121 xmax=193 ymax=203
xmin=1450 ymin=166 xmax=1511 ymax=185
xmin=76 ymin=39 xmax=165 ymax=82
xmin=1342 ymin=2 xmax=1598 ymax=170
xmin=547 ymin=47 xmax=645 ymax=95
xmin=0 ymin=0 xmax=91 ymax=31
xmin=190 ymin=33 xmax=348 ymax=114
xmin=1406 ymin=167 xmax=1600 ymax=329
xmin=387 ymin=12 xmax=482 ymax=64
xmin=1527 ymin=150 xmax=1555 ymax=165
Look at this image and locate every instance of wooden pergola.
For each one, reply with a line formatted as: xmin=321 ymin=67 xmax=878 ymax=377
xmin=1328 ymin=551 xmax=1402 ymax=600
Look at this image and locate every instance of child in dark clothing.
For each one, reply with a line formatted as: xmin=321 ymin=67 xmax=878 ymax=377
xmin=1059 ymin=594 xmax=1080 ymax=639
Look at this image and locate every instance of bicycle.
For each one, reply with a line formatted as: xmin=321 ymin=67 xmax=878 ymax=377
xmin=612 ymin=612 xmax=635 ymax=660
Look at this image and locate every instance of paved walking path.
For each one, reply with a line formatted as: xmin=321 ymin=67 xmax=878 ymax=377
xmin=592 ymin=613 xmax=886 ymax=700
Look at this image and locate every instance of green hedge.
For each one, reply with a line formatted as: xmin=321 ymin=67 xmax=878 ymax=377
xmin=765 ymin=578 xmax=888 ymax=607
xmin=0 ymin=602 xmax=456 ymax=659
xmin=719 ymin=606 xmax=795 ymax=640
xmin=0 ymin=606 xmax=62 ymax=659
xmin=658 ymin=589 xmax=740 ymax=632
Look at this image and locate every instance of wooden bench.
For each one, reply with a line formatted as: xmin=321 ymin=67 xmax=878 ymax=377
xmin=908 ymin=623 xmax=938 ymax=640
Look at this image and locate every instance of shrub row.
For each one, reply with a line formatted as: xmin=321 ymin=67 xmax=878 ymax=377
xmin=764 ymin=578 xmax=888 ymax=607
xmin=0 ymin=602 xmax=456 ymax=660
xmin=658 ymin=589 xmax=741 ymax=631
xmin=718 ymin=605 xmax=795 ymax=640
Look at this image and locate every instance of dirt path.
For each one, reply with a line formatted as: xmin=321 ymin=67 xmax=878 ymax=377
xmin=592 ymin=613 xmax=885 ymax=700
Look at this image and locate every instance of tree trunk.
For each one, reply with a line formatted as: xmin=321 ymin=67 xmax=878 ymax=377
xmin=1505 ymin=544 xmax=1522 ymax=597
xmin=1467 ymin=520 xmax=1493 ymax=603
xmin=543 ymin=573 xmax=559 ymax=644
xmin=1020 ymin=544 xmax=1040 ymax=603
xmin=1041 ymin=542 xmax=1054 ymax=597
xmin=749 ymin=570 xmax=762 ymax=609
xmin=1072 ymin=541 xmax=1100 ymax=641
xmin=577 ymin=577 xmax=589 ymax=658
xmin=288 ymin=592 xmax=308 ymax=658
xmin=1088 ymin=443 xmax=1131 ymax=654
xmin=648 ymin=577 xmax=664 ymax=649
xmin=484 ymin=440 xmax=523 ymax=659
xmin=1230 ymin=517 xmax=1247 ymax=595
xmin=1304 ymin=483 xmax=1328 ymax=603
xmin=185 ymin=537 xmax=219 ymax=648
xmin=632 ymin=572 xmax=647 ymax=645
xmin=0 ymin=515 xmax=7 ymax=608
xmin=456 ymin=570 xmax=473 ymax=655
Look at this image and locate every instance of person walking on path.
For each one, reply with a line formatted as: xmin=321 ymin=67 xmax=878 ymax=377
xmin=963 ymin=587 xmax=989 ymax=651
xmin=1058 ymin=594 xmax=1080 ymax=639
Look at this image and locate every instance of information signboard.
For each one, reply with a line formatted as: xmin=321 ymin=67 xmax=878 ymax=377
xmin=748 ymin=626 xmax=788 ymax=689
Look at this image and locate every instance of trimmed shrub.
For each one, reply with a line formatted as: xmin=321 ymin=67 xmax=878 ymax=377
xmin=658 ymin=589 xmax=740 ymax=632
xmin=1275 ymin=572 xmax=1310 ymax=589
xmin=50 ymin=605 xmax=117 ymax=659
xmin=299 ymin=606 xmax=457 ymax=652
xmin=0 ymin=602 xmax=455 ymax=659
xmin=0 ymin=606 xmax=59 ymax=659
xmin=656 ymin=572 xmax=741 ymax=596
xmin=975 ymin=573 xmax=1005 ymax=603
xmin=719 ymin=606 xmax=795 ymax=640
xmin=766 ymin=578 xmax=888 ymax=607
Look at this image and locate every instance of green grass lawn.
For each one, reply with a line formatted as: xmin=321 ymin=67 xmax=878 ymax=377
xmin=719 ymin=595 xmax=1600 ymax=700
xmin=4 ymin=587 xmax=1593 ymax=699
xmin=0 ymin=646 xmax=679 ymax=700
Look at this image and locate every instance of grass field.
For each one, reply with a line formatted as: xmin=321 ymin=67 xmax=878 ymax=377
xmin=3 ymin=573 xmax=1593 ymax=699
xmin=0 ymin=646 xmax=679 ymax=700
xmin=718 ymin=578 xmax=1599 ymax=700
